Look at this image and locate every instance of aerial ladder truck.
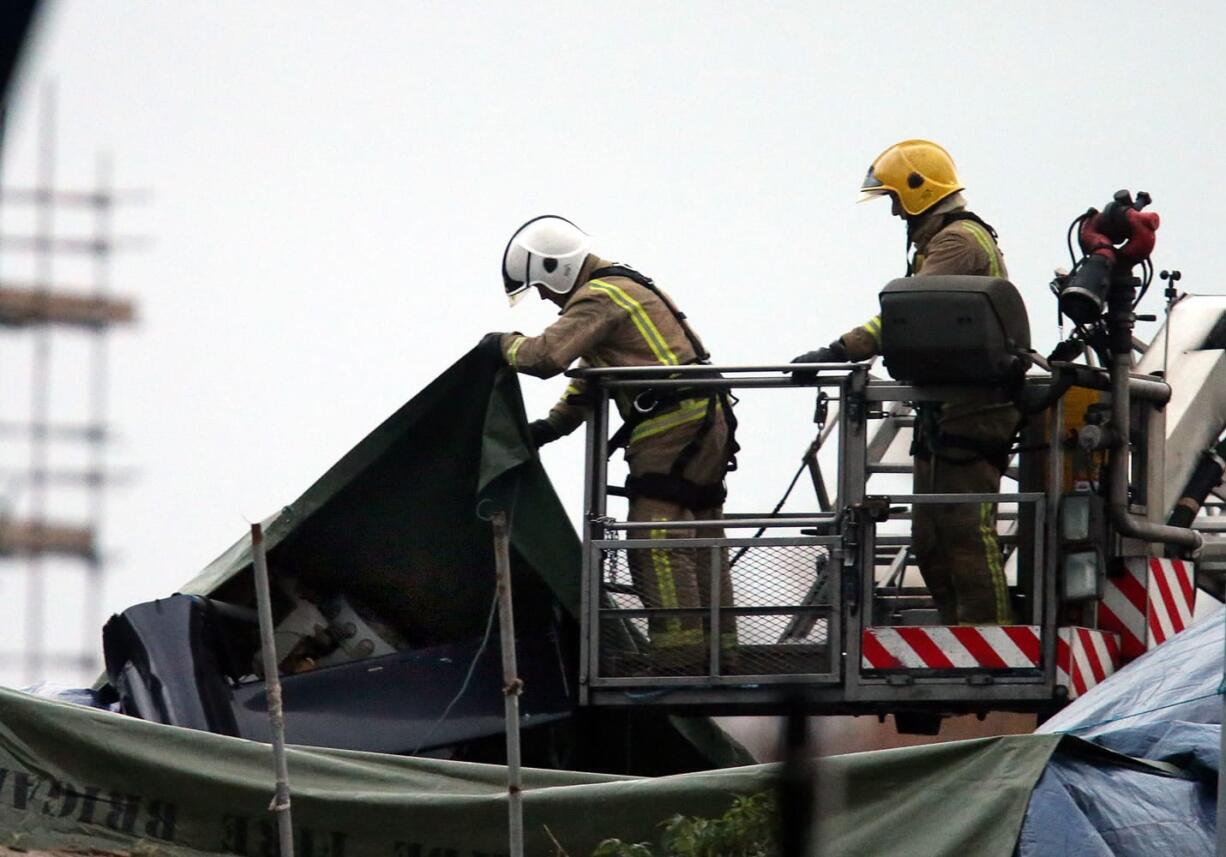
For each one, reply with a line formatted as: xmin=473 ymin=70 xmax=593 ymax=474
xmin=98 ymin=189 xmax=1226 ymax=751
xmin=573 ymin=191 xmax=1226 ymax=732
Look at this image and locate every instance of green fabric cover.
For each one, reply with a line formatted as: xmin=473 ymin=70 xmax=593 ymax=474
xmin=0 ymin=687 xmax=1069 ymax=856
xmin=815 ymin=734 xmax=1062 ymax=856
xmin=178 ymin=349 xmax=578 ymax=643
xmin=163 ymin=345 xmax=751 ymax=771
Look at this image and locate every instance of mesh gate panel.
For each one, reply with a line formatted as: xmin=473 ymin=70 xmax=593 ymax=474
xmin=597 ymin=541 xmax=834 ymax=678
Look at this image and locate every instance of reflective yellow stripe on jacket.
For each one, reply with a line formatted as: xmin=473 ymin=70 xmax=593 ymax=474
xmin=960 ymin=221 xmax=1003 ymax=278
xmin=587 ymin=277 xmax=704 ymax=445
xmin=506 ymin=335 xmax=527 ymax=369
xmin=862 ymin=315 xmax=883 ymax=346
xmin=588 ymin=279 xmax=680 ymax=366
xmin=629 ymin=396 xmax=715 ymax=445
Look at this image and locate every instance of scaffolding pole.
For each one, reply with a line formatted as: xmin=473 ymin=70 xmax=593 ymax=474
xmin=84 ymin=151 xmax=111 ymax=669
xmin=251 ymin=523 xmax=294 ymax=857
xmin=492 ymin=510 xmax=524 ymax=857
xmin=25 ymin=80 xmax=55 ymax=683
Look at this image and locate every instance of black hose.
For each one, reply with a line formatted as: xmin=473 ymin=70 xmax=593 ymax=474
xmin=1168 ymin=437 xmax=1226 ymax=528
xmin=1067 ymin=212 xmax=1089 ymax=269
xmin=727 ymin=453 xmax=812 ymax=571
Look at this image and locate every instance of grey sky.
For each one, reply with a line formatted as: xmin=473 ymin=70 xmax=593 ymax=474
xmin=0 ymin=0 xmax=1221 ymax=685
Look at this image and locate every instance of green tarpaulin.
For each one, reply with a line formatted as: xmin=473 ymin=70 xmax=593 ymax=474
xmin=0 ymin=687 xmax=1069 ymax=856
xmin=178 ymin=347 xmax=579 ymax=642
xmin=166 ymin=345 xmax=749 ymax=774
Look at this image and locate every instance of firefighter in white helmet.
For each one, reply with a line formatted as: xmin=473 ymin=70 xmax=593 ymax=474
xmin=792 ymin=141 xmax=1018 ymax=625
xmin=483 ymin=215 xmax=738 ymax=672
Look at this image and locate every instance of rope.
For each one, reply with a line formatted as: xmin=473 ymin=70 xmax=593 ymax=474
xmin=412 ymin=478 xmax=521 ymax=754
xmin=728 ymin=450 xmax=812 ymax=571
xmin=411 ymin=585 xmax=500 ymax=754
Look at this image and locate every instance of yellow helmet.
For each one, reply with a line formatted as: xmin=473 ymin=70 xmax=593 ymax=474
xmin=859 ymin=139 xmax=963 ymax=216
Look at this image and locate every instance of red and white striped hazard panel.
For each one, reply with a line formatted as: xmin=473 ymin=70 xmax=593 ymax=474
xmin=1057 ymin=627 xmax=1122 ymax=699
xmin=861 ymin=626 xmax=1041 ymax=670
xmin=862 ymin=625 xmax=1122 ymax=700
xmin=1097 ymin=557 xmax=1196 ymax=662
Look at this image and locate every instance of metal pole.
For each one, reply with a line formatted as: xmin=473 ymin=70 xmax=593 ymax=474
xmin=1106 ymin=282 xmax=1200 ymax=551
xmin=25 ymin=82 xmax=55 ymax=683
xmin=83 ymin=150 xmax=112 ymax=678
xmin=492 ymin=510 xmax=525 ymax=857
xmin=251 ymin=523 xmax=294 ymax=857
xmin=708 ymin=546 xmax=721 ymax=678
xmin=1163 ymin=295 xmax=1173 ymax=379
xmin=778 ymin=701 xmax=815 ymax=857
xmin=1218 ymin=595 xmax=1226 ymax=857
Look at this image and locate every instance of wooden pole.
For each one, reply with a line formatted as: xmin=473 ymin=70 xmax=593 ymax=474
xmin=251 ymin=523 xmax=294 ymax=857
xmin=492 ymin=510 xmax=525 ymax=857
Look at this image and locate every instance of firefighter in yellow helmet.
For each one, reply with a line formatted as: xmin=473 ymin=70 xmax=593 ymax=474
xmin=482 ymin=216 xmax=739 ymax=673
xmin=793 ymin=140 xmax=1019 ymax=625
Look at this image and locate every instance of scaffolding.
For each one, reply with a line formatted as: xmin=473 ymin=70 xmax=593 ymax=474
xmin=0 ymin=84 xmax=137 ymax=684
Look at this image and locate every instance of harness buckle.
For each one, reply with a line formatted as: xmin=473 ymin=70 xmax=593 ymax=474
xmin=632 ymin=390 xmax=658 ymax=415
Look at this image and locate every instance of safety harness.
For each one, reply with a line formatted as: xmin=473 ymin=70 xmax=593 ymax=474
xmin=910 ymin=402 xmax=1020 ymax=474
xmin=905 ymin=210 xmax=1000 ymax=276
xmin=590 ymin=265 xmax=740 ymax=510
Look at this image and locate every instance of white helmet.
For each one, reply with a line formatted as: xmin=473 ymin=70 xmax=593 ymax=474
xmin=501 ymin=215 xmax=592 ymax=305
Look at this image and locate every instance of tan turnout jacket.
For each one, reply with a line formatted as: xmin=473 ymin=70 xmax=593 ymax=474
xmin=499 ymin=256 xmax=721 ymax=459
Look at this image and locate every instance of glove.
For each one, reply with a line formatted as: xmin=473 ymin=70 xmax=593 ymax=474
xmin=792 ymin=347 xmax=838 ymax=366
xmin=478 ymin=332 xmax=506 ymax=363
xmin=528 ymin=419 xmax=562 ymax=449
xmin=1047 ymin=339 xmax=1082 ymax=364
xmin=789 ymin=344 xmax=844 ymax=383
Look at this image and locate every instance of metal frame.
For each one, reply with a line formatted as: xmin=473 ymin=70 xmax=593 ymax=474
xmin=574 ymin=363 xmax=1070 ymax=714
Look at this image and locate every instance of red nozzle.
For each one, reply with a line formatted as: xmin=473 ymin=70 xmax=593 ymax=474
xmin=1078 ymin=207 xmax=1159 ymax=268
xmin=1118 ymin=209 xmax=1159 ymax=265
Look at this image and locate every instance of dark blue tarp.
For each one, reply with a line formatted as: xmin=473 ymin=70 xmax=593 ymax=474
xmin=1039 ymin=605 xmax=1224 ymax=738
xmin=1017 ymin=606 xmax=1225 ymax=857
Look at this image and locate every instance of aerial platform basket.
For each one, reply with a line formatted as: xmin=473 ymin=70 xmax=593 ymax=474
xmin=570 ymin=359 xmax=1201 ymax=723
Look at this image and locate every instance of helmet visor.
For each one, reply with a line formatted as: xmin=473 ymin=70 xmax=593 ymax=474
xmin=503 ymin=244 xmax=532 ymax=306
xmin=858 ymin=189 xmax=891 ymax=205
xmin=504 ymin=268 xmax=528 ymax=296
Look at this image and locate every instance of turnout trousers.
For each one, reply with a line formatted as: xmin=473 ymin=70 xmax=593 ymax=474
xmin=625 ymin=410 xmax=736 ymax=671
xmin=912 ymin=400 xmax=1019 ymax=626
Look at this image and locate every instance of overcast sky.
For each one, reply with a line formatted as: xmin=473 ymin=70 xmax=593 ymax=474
xmin=0 ymin=0 xmax=1221 ymax=687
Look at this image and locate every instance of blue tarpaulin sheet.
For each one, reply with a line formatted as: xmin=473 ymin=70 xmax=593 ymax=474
xmin=1018 ymin=605 xmax=1225 ymax=857
xmin=1040 ymin=605 xmax=1224 ymax=738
